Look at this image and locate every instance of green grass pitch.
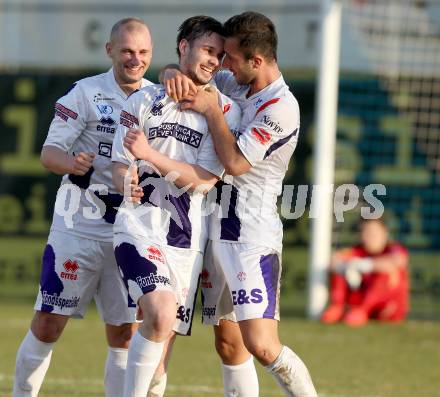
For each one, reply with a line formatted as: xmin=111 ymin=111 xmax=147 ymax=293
xmin=0 ymin=301 xmax=439 ymax=397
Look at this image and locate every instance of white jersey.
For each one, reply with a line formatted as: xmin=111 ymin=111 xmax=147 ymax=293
xmin=112 ymin=84 xmax=241 ymax=252
xmin=210 ymin=71 xmax=300 ymax=253
xmin=43 ymin=68 xmax=153 ymax=242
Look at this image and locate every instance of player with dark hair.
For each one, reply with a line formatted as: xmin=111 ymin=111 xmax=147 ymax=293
xmin=12 ymin=18 xmax=162 ymax=397
xmin=321 ymin=218 xmax=409 ymax=327
xmin=164 ymin=11 xmax=318 ymax=397
xmin=112 ymin=15 xmax=241 ymax=397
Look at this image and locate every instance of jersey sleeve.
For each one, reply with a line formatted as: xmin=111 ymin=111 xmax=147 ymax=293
xmin=195 ymin=133 xmax=224 ymax=178
xmin=237 ymin=97 xmax=300 ymax=166
xmin=43 ymin=82 xmax=88 ymax=151
xmin=112 ymin=91 xmax=146 ymax=166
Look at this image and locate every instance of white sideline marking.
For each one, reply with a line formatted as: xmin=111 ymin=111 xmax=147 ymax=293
xmin=0 ymin=373 xmax=382 ymax=397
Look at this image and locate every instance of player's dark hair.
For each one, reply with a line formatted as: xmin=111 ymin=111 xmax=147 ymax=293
xmin=223 ymin=11 xmax=278 ymax=61
xmin=176 ymin=15 xmax=224 ymax=58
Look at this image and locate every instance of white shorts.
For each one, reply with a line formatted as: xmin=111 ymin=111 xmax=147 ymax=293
xmin=114 ymin=233 xmax=203 ymax=336
xmin=34 ymin=230 xmax=135 ymax=325
xmin=201 ymin=241 xmax=281 ymax=325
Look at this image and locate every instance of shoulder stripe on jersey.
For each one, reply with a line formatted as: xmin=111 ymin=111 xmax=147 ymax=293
xmin=255 ymin=98 xmax=280 ymax=115
xmin=263 ymin=128 xmax=298 ymax=159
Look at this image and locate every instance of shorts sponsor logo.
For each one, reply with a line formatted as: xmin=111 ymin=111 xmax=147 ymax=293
xmin=55 ymin=103 xmax=78 ymax=122
xmin=147 ymin=246 xmax=165 ymax=264
xmin=61 ymin=260 xmax=79 ymax=280
xmin=176 ymin=305 xmax=191 ymax=323
xmin=201 ymin=269 xmax=212 ymax=289
xmin=202 ymin=305 xmax=216 ymax=318
xmin=41 ymin=291 xmax=80 ymax=309
xmin=237 ymin=271 xmax=247 ymax=282
xmin=149 ymin=123 xmax=203 ymax=148
xmin=232 ymin=288 xmax=263 ymax=305
xmin=136 ymin=273 xmax=170 ymax=288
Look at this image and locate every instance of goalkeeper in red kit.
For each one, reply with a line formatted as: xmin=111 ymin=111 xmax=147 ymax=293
xmin=321 ymin=218 xmax=409 ymax=327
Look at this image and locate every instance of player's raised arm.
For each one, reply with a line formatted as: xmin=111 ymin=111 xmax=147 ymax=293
xmin=180 ymin=86 xmax=251 ymax=176
xmin=160 ymin=64 xmax=197 ymax=102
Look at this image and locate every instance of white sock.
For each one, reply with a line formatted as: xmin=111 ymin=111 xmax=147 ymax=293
xmin=222 ymin=355 xmax=259 ymax=397
xmin=123 ymin=331 xmax=165 ymax=397
xmin=147 ymin=373 xmax=167 ymax=397
xmin=265 ymin=346 xmax=317 ymax=397
xmin=104 ymin=347 xmax=128 ymax=397
xmin=13 ymin=330 xmax=54 ymax=397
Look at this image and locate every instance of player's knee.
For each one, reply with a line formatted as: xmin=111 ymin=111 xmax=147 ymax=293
xmin=107 ymin=323 xmax=137 ymax=348
xmin=31 ymin=311 xmax=67 ymax=343
xmin=215 ymin=335 xmax=244 ymax=363
xmin=243 ymin=339 xmax=271 ymax=363
xmin=147 ymin=309 xmax=175 ymax=338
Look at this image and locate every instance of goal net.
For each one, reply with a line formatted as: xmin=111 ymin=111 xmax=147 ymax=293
xmin=332 ymin=0 xmax=440 ymax=318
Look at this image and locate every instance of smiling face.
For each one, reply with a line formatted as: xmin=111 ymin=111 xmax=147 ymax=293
xmin=106 ymin=23 xmax=153 ymax=88
xmin=179 ymin=32 xmax=224 ymax=86
xmin=222 ymin=37 xmax=256 ymax=86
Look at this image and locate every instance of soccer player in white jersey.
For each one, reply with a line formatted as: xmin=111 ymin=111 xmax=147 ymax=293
xmin=12 ymin=18 xmax=166 ymax=397
xmin=111 ymin=16 xmax=241 ymax=397
xmin=166 ymin=11 xmax=318 ymax=397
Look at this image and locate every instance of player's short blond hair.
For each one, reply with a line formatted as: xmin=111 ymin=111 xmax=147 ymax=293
xmin=110 ymin=17 xmax=149 ymax=43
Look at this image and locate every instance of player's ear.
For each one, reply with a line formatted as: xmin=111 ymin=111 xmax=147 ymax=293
xmin=105 ymin=42 xmax=113 ymax=57
xmin=178 ymin=39 xmax=189 ymax=57
xmin=250 ymin=55 xmax=263 ymax=70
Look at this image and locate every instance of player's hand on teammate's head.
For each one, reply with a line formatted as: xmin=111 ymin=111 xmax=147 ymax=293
xmin=163 ymin=68 xmax=197 ymax=103
xmin=123 ymin=129 xmax=152 ymax=161
xmin=70 ymin=152 xmax=95 ymax=175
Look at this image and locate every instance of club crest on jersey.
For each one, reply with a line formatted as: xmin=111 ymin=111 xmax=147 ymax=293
xmin=147 ymin=246 xmax=165 ymax=264
xmin=96 ymin=104 xmax=113 ymax=115
xmin=151 ymin=101 xmax=164 ymax=116
xmin=61 ymin=260 xmax=79 ymax=280
xmin=150 ymin=89 xmax=166 ymax=116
